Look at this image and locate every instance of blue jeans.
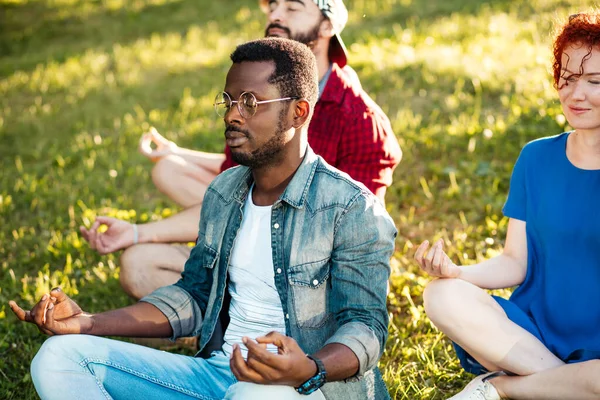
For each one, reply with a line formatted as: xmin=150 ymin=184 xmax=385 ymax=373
xmin=31 ymin=335 xmax=325 ymax=400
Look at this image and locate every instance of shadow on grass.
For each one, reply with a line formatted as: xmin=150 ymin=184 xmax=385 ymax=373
xmin=1 ymin=0 xmax=566 ymax=78
xmin=0 ymin=0 xmax=256 ymax=77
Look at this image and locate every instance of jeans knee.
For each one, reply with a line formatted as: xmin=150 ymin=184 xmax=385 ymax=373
xmin=31 ymin=336 xmax=78 ymax=391
xmin=225 ymin=382 xmax=324 ymax=400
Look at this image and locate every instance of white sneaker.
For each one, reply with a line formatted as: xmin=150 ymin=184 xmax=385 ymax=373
xmin=447 ymin=371 xmax=505 ymax=400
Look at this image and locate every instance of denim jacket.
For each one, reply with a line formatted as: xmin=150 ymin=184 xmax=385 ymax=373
xmin=142 ymin=147 xmax=397 ymax=399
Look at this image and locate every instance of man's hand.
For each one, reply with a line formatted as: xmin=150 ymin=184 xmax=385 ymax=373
xmin=9 ymin=288 xmax=92 ymax=336
xmin=230 ymin=332 xmax=317 ymax=387
xmin=414 ymin=238 xmax=461 ymax=278
xmin=79 ymin=216 xmax=135 ymax=254
xmin=138 ymin=127 xmax=178 ymax=162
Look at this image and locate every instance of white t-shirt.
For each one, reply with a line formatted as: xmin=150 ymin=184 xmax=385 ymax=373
xmin=221 ymin=187 xmax=286 ymax=358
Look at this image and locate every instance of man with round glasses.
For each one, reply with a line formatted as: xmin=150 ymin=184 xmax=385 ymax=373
xmin=80 ymin=0 xmax=401 ymax=301
xmin=14 ymin=38 xmax=396 ymax=400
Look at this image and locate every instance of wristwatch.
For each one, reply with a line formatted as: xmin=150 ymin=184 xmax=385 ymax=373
xmin=296 ymin=355 xmax=327 ymax=395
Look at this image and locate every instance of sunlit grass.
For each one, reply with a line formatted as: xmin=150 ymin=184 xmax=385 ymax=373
xmin=0 ymin=0 xmax=596 ymax=398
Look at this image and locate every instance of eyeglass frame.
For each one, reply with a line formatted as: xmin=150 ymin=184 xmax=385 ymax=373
xmin=214 ymin=91 xmax=299 ymax=119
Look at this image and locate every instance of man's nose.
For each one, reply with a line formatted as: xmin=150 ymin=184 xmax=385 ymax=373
xmin=224 ymin=102 xmax=244 ymax=125
xmin=268 ymin=3 xmax=286 ymax=23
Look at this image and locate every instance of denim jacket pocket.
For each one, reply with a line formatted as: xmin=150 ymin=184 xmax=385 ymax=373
xmin=202 ymin=244 xmax=219 ymax=269
xmin=288 ymin=258 xmax=331 ymax=328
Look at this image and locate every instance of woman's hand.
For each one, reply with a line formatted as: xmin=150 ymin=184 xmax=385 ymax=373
xmin=138 ymin=127 xmax=178 ymax=162
xmin=414 ymin=238 xmax=461 ymax=278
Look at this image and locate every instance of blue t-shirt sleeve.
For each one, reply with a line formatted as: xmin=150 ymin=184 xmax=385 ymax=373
xmin=502 ymin=146 xmax=528 ymax=221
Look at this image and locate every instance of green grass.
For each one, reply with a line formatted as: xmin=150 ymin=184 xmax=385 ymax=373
xmin=0 ymin=0 xmax=594 ymax=398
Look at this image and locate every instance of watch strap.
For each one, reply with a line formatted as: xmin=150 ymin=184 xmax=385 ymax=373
xmin=296 ymin=355 xmax=327 ymax=395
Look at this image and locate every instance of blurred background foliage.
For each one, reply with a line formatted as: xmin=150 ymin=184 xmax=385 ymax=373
xmin=0 ymin=0 xmax=593 ymax=398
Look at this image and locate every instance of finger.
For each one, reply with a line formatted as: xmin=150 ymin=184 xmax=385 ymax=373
xmin=148 ymin=149 xmax=169 ymax=158
xmin=41 ymin=297 xmax=50 ymax=325
xmin=50 ymin=287 xmax=68 ymax=303
xmin=36 ymin=303 xmax=55 ymax=336
xmin=32 ymin=295 xmax=51 ymax=327
xmin=432 ymin=242 xmax=444 ymax=272
xmin=139 ymin=138 xmax=153 ymax=157
xmin=229 ymin=346 xmax=242 ymax=380
xmin=86 ymin=227 xmax=97 ymax=250
xmin=244 ymin=337 xmax=277 ymax=366
xmin=139 ymin=132 xmax=151 ymax=145
xmin=94 ymin=216 xmax=115 ymax=226
xmin=9 ymin=301 xmax=33 ymax=322
xmin=230 ymin=344 xmax=264 ymax=383
xmin=79 ymin=226 xmax=91 ymax=242
xmin=149 ymin=127 xmax=166 ymax=142
xmin=439 ymin=253 xmax=450 ymax=277
xmin=255 ymin=331 xmax=286 ymax=347
xmin=414 ymin=241 xmax=430 ymax=267
xmin=43 ymin=302 xmax=58 ymax=334
xmin=90 ymin=219 xmax=102 ymax=232
xmin=86 ymin=220 xmax=102 ymax=250
xmin=36 ymin=323 xmax=54 ymax=336
xmin=424 ymin=242 xmax=437 ymax=271
xmin=246 ymin=354 xmax=279 ymax=381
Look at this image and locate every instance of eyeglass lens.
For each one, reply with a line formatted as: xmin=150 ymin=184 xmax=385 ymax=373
xmin=214 ymin=92 xmax=259 ymax=118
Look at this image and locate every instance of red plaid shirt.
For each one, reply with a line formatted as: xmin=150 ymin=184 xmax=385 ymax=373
xmin=221 ymin=63 xmax=402 ymax=200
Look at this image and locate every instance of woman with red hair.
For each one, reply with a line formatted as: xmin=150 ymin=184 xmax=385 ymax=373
xmin=415 ymin=12 xmax=600 ymax=399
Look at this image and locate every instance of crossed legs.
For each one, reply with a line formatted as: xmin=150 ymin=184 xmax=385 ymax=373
xmin=119 ymin=243 xmax=189 ymax=299
xmin=424 ymin=278 xmax=600 ymax=399
xmin=151 ymin=154 xmax=218 ymax=208
xmin=118 ymin=155 xmax=217 ymax=299
xmin=31 ymin=335 xmax=325 ymax=400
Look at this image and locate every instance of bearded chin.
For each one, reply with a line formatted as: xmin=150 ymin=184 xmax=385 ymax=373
xmin=231 ymin=141 xmax=284 ymax=169
xmin=290 ymin=22 xmax=321 ymax=47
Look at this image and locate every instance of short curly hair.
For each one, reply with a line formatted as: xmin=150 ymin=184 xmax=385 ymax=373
xmin=553 ymin=11 xmax=600 ymax=88
xmin=230 ymin=37 xmax=319 ymax=107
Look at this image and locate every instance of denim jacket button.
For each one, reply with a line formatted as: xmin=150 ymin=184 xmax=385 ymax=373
xmin=276 ymin=268 xmax=282 ymax=274
xmin=285 ymin=313 xmax=289 ymax=319
xmin=273 ymin=223 xmax=280 ymax=229
xmin=312 ymin=279 xmax=319 ymax=286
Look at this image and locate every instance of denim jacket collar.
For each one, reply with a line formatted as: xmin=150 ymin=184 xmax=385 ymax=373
xmin=218 ymin=146 xmax=319 ymax=210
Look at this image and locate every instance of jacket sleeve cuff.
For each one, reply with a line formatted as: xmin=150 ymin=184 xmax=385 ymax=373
xmin=140 ymin=285 xmax=203 ymax=341
xmin=323 ymin=321 xmax=381 ymax=379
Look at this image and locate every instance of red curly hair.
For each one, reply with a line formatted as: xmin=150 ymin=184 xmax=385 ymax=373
xmin=553 ymin=12 xmax=600 ymax=88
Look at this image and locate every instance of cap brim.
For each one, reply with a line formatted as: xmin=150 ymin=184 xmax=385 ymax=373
xmin=329 ymin=33 xmax=348 ymax=68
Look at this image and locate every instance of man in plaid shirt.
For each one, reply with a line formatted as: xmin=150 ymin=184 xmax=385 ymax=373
xmin=81 ymin=0 xmax=402 ymax=300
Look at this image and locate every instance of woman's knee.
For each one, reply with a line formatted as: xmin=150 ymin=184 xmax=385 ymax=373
xmin=423 ymin=278 xmax=483 ymax=326
xmin=151 ymin=155 xmax=185 ymax=190
xmin=424 ymin=279 xmax=462 ymax=315
xmin=424 ymin=278 xmax=502 ymax=333
xmin=119 ymin=245 xmax=149 ymax=299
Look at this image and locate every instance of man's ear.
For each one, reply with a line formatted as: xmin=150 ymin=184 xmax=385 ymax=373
xmin=292 ymin=99 xmax=311 ymax=129
xmin=319 ymin=18 xmax=335 ymax=39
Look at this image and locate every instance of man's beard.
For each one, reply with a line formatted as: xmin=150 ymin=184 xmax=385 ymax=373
xmin=228 ymin=109 xmax=290 ymax=169
xmin=264 ymin=20 xmax=321 ymax=48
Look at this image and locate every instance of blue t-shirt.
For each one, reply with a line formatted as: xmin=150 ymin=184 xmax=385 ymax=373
xmin=503 ymin=132 xmax=600 ymax=362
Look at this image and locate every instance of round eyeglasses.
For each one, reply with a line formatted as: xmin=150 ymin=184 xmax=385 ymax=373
xmin=214 ymin=91 xmax=299 ymax=119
